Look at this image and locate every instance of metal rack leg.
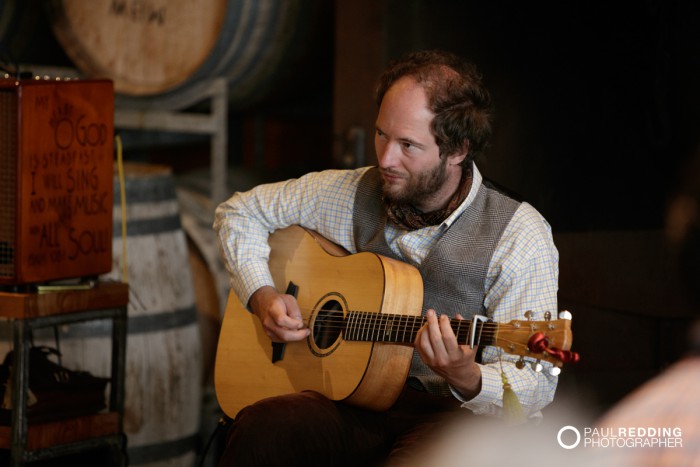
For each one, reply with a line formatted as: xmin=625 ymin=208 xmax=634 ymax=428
xmin=10 ymin=319 xmax=30 ymax=467
xmin=110 ymin=307 xmax=129 ymax=466
xmin=110 ymin=308 xmax=127 ymax=428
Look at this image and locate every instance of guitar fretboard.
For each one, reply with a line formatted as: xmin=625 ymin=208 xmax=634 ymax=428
xmin=343 ymin=311 xmax=495 ymax=346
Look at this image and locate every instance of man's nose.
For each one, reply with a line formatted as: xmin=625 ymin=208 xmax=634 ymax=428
xmin=377 ymin=141 xmax=399 ymax=168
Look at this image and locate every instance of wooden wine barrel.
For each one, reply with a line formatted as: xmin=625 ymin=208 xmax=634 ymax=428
xmin=46 ymin=0 xmax=324 ymax=110
xmin=187 ymin=234 xmax=221 ymax=389
xmin=49 ymin=163 xmax=203 ymax=466
xmin=110 ymin=163 xmax=203 ymax=466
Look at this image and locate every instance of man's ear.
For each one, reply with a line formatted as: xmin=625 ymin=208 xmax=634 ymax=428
xmin=448 ymin=140 xmax=469 ymax=166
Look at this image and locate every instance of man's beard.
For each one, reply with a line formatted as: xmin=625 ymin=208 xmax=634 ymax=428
xmin=381 ymin=157 xmax=448 ymax=210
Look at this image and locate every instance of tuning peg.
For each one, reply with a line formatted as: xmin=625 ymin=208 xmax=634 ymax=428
xmin=524 ymin=310 xmax=534 ymax=321
xmin=544 ymin=311 xmax=552 ymax=321
xmin=549 ymin=366 xmax=562 ymax=376
xmin=531 ymin=359 xmax=543 ymax=373
xmin=516 ymin=357 xmax=526 ymax=369
xmin=558 ymin=310 xmax=572 ymax=320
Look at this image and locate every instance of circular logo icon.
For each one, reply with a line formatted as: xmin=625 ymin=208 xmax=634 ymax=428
xmin=557 ymin=426 xmax=581 ymax=449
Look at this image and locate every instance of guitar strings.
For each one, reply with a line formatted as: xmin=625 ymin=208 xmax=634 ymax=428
xmin=290 ymin=310 xmax=554 ymax=359
xmin=287 ymin=309 xmax=558 ymax=360
xmin=290 ymin=307 xmax=501 ymax=341
xmin=295 ymin=311 xmax=501 ymax=333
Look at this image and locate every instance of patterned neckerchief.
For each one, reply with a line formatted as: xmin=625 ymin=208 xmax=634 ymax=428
xmin=385 ymin=163 xmax=473 ymax=230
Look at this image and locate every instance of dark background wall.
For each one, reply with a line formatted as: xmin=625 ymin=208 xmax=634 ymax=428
xmin=339 ymin=0 xmax=700 ymax=232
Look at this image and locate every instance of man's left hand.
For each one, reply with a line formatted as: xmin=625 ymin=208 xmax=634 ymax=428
xmin=415 ymin=309 xmax=482 ymax=400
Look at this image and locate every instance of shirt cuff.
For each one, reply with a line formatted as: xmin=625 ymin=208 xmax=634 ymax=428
xmin=454 ymin=364 xmax=504 ymax=416
xmin=233 ymin=260 xmax=276 ymax=310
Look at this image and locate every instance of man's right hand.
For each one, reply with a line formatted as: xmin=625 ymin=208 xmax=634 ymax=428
xmin=248 ymin=286 xmax=310 ymax=343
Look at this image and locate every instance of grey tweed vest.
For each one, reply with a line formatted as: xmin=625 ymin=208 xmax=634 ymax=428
xmin=352 ymin=167 xmax=520 ymax=396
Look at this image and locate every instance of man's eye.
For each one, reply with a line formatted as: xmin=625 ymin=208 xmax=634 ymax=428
xmin=401 ymin=141 xmax=419 ymax=151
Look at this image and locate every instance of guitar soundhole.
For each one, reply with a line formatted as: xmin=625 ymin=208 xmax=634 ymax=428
xmin=313 ymin=299 xmax=344 ymax=350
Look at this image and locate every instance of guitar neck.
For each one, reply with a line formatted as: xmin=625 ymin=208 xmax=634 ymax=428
xmin=343 ymin=311 xmax=495 ymax=346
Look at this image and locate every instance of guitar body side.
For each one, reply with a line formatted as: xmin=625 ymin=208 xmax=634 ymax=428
xmin=214 ymin=226 xmax=424 ymax=417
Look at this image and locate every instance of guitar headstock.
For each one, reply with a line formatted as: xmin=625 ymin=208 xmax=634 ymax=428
xmin=493 ymin=310 xmax=580 ymax=375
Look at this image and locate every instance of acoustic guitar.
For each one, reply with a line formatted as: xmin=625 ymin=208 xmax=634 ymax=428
xmin=214 ymin=226 xmax=576 ymax=418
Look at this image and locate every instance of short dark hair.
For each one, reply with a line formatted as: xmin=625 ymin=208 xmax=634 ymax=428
xmin=376 ymin=50 xmax=493 ymax=164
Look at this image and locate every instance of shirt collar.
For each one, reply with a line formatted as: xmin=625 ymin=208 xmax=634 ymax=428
xmin=441 ymin=163 xmax=483 ymax=228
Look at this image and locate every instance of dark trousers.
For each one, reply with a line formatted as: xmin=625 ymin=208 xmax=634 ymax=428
xmin=217 ymin=385 xmax=467 ymax=467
